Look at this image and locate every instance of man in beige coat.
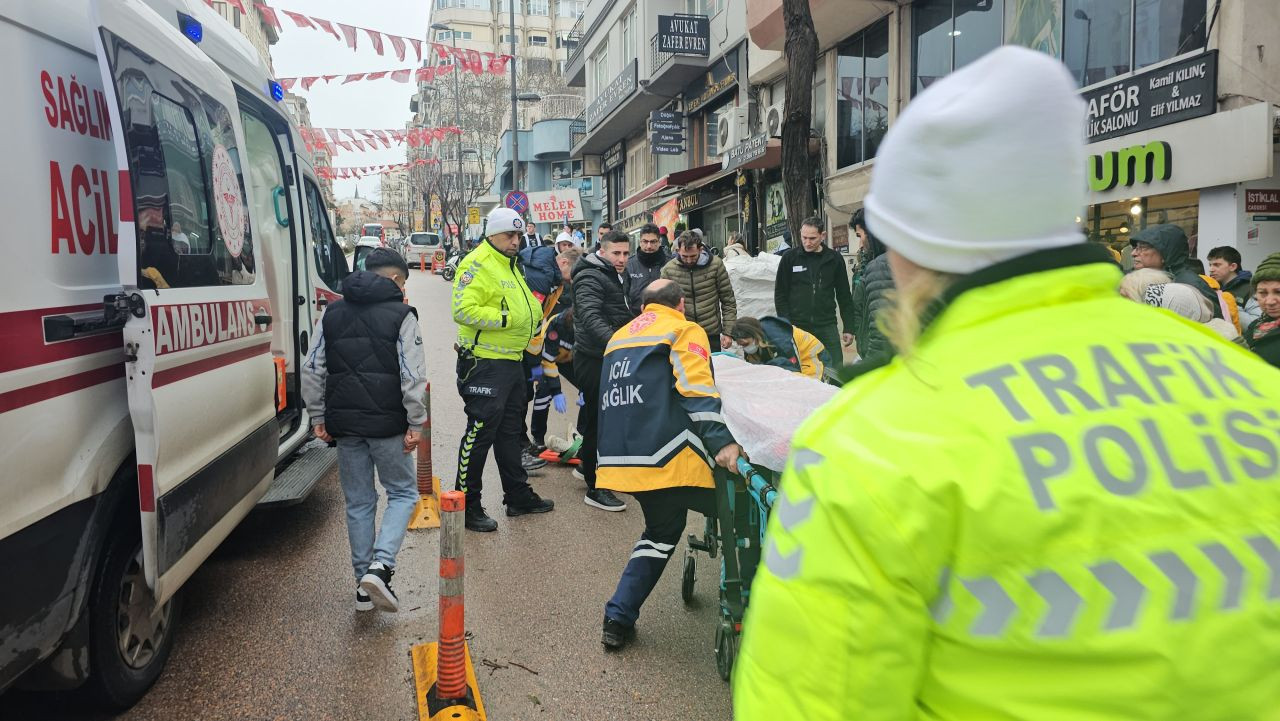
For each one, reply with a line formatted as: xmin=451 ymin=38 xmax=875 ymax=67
xmin=661 ymin=231 xmax=737 ymax=351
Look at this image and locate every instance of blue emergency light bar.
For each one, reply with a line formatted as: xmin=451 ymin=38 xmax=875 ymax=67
xmin=177 ymin=12 xmax=202 ymax=44
xmin=269 ymin=80 xmax=285 ymax=101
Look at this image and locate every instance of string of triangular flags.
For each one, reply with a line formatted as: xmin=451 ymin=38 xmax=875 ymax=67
xmin=316 ymin=157 xmax=440 ymax=180
xmin=279 ymin=54 xmax=511 ymax=92
xmin=207 ymin=0 xmax=514 ymax=76
xmin=300 ymin=126 xmax=463 ymax=155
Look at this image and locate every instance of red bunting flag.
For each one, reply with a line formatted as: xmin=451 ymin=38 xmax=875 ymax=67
xmin=389 ymin=35 xmax=406 ymax=62
xmin=281 ymin=10 xmax=313 ymax=29
xmin=342 ymin=129 xmax=358 ymax=140
xmin=254 ymin=3 xmax=282 ymax=31
xmin=365 ymin=28 xmax=385 ymax=55
xmin=322 ymin=74 xmax=338 ymax=84
xmin=279 ymin=77 xmax=296 ymax=90
xmin=437 ymin=64 xmax=454 ymax=76
xmin=301 ymin=76 xmax=320 ymax=90
xmin=433 ymin=128 xmax=446 ymax=142
xmin=391 ymin=69 xmax=412 ymax=83
xmin=351 ymin=139 xmax=366 ymax=151
xmin=326 ymin=129 xmax=341 ymax=143
xmin=342 ymin=73 xmax=365 ymax=84
xmin=466 ymin=49 xmax=483 ymax=75
xmin=365 ymin=71 xmax=388 ymax=81
xmin=489 ymin=54 xmax=511 ymax=74
xmin=409 ymin=39 xmax=423 ymax=62
xmin=312 ymin=16 xmax=341 ymax=40
xmin=433 ymin=43 xmax=450 ymax=58
xmin=338 ymin=23 xmax=359 ymax=50
xmin=415 ymin=67 xmax=435 ymax=83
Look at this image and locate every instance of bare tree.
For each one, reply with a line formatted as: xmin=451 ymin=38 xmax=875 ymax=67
xmin=781 ymin=0 xmax=819 ymax=239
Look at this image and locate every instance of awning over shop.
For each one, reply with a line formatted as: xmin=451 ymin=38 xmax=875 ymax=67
xmin=618 ymin=162 xmax=723 ymax=211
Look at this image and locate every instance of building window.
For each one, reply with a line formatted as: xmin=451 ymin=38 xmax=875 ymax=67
xmin=558 ymin=1 xmax=585 ymax=18
xmin=501 ymin=33 xmax=519 ymax=44
xmin=590 ymin=44 xmax=609 ymax=96
xmin=526 ymin=0 xmax=550 ymax=15
xmin=911 ymin=0 xmax=1005 ymax=95
xmin=436 ymin=30 xmax=474 ymax=40
xmin=529 ymin=34 xmax=548 ymax=46
xmin=556 ymin=34 xmax=579 ymax=50
xmin=621 ymin=8 xmax=637 ymax=67
xmin=837 ymin=18 xmax=889 ymax=168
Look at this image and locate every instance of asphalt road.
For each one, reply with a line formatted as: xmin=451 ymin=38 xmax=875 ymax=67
xmin=1 ymin=266 xmax=733 ymax=721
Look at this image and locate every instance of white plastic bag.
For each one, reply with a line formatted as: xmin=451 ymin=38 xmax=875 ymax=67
xmin=723 ymin=254 xmax=781 ymax=321
xmin=711 ymin=355 xmax=839 ymax=472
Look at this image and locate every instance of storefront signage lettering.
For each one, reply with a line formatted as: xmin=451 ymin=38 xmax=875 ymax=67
xmin=1082 ymin=50 xmax=1217 ymax=142
xmin=685 ymin=44 xmax=741 ymax=115
xmin=651 ymin=143 xmax=684 ymax=155
xmin=723 ymin=133 xmax=768 ymax=172
xmin=617 ymin=209 xmax=649 ymax=234
xmin=651 ymin=132 xmax=684 ymax=144
xmin=678 ymin=190 xmax=701 ymax=213
xmin=586 ymin=60 xmax=637 ymax=129
xmin=526 ymin=189 xmax=585 ymax=223
xmin=1088 ymin=140 xmax=1172 ymax=192
xmin=657 ymin=14 xmax=710 ymax=56
xmin=1245 ymin=189 xmax=1280 ymax=214
xmin=601 ymin=140 xmax=625 ymax=172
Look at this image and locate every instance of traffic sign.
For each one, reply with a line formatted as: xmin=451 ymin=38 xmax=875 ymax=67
xmin=467 ymin=206 xmax=481 ymax=225
xmin=504 ymin=190 xmax=529 ymax=214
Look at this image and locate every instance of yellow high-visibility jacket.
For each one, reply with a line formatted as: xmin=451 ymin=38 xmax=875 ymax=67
xmin=451 ymin=239 xmax=542 ymax=360
xmin=735 ymin=245 xmax=1280 ymax=721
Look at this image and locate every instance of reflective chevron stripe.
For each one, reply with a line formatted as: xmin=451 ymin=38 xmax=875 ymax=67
xmin=937 ymin=533 xmax=1279 ymax=639
xmin=764 ymin=489 xmax=816 ymax=580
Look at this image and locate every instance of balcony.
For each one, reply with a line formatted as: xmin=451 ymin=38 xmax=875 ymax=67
xmin=562 ymin=12 xmax=587 ymax=86
xmin=646 ymin=32 xmax=707 ymax=97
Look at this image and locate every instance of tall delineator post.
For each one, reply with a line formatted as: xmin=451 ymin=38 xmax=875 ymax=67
xmin=409 ymin=383 xmax=441 ymax=529
xmin=436 ymin=490 xmax=467 ymax=700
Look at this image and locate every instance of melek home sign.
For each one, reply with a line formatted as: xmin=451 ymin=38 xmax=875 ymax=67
xmin=657 ymin=15 xmax=709 ymax=56
xmin=1082 ymin=50 xmax=1217 ymax=143
xmin=586 ymin=60 xmax=637 ymax=129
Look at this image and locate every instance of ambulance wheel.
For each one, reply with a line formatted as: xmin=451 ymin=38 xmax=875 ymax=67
xmin=681 ymin=554 xmax=696 ymax=604
xmin=442 ymin=266 xmax=456 ymax=281
xmin=714 ymin=619 xmax=736 ymax=682
xmin=83 ymin=516 xmax=180 ymax=709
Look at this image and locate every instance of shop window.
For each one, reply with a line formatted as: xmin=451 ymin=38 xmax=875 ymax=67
xmin=912 ymin=0 xmax=1005 ymax=95
xmin=1084 ymin=190 xmax=1199 ymax=253
xmin=1134 ymin=0 xmax=1206 ymax=69
xmin=836 ymin=18 xmax=889 ymax=169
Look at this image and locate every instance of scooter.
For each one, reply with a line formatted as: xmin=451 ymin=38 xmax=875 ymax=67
xmin=441 ymin=248 xmax=461 ymax=281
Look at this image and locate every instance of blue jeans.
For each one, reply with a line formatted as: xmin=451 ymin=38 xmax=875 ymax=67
xmin=336 ymin=434 xmax=418 ymax=583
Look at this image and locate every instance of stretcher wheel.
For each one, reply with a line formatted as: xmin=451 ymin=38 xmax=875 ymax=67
xmin=714 ymin=618 xmax=736 ymax=682
xmin=681 ymin=554 xmax=696 ymax=604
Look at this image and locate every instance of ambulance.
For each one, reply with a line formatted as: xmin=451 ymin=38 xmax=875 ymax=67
xmin=1 ymin=0 xmax=352 ymax=707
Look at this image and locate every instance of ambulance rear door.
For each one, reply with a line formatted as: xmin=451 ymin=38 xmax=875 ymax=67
xmin=294 ymin=155 xmax=348 ymax=311
xmin=93 ymin=0 xmax=277 ymax=603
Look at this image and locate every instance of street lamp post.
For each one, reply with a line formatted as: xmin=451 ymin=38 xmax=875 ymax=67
xmin=431 ymin=22 xmax=465 ymax=237
xmin=1073 ymin=9 xmax=1092 ymax=87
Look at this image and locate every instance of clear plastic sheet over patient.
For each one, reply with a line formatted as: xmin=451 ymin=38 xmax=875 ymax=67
xmin=711 ymin=355 xmax=839 ymax=472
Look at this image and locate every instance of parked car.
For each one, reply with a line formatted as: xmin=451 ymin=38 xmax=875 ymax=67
xmin=405 ymin=232 xmax=443 ymax=269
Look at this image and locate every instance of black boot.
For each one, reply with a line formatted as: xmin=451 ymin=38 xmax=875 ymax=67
xmin=465 ymin=505 xmax=498 ymax=532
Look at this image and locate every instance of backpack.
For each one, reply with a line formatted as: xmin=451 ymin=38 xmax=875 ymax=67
xmin=1201 ymin=274 xmax=1241 ymax=333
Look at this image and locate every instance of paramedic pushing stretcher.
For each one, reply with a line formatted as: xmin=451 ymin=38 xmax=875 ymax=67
xmin=596 ymin=279 xmax=744 ymax=649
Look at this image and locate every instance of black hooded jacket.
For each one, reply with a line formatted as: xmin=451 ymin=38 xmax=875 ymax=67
xmin=851 ymin=232 xmax=894 ymax=363
xmin=571 ymin=252 xmax=632 ymax=359
xmin=321 ymin=271 xmax=416 ymax=437
xmin=625 ymin=247 xmax=671 ymax=311
xmin=1130 ymin=224 xmax=1219 ymax=314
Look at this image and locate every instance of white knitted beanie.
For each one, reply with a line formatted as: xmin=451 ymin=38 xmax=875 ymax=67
xmin=863 ymin=46 xmax=1086 ymax=275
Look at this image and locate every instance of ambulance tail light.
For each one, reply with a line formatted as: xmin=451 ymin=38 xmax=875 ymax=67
xmin=177 ymin=12 xmax=202 ymax=44
xmin=273 ymin=356 xmax=287 ymax=412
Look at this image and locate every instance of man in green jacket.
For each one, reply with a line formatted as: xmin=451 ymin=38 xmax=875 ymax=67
xmin=451 ymin=208 xmax=554 ymax=532
xmin=773 ymin=217 xmax=855 ymax=361
xmin=735 ymin=46 xmax=1280 ymax=721
xmin=660 ymin=231 xmax=737 ymax=351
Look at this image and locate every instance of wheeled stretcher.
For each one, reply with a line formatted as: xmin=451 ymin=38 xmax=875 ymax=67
xmin=680 ymin=356 xmax=838 ymax=680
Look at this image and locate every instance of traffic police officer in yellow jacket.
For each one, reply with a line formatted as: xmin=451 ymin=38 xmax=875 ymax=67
xmin=597 ymin=279 xmax=744 ymax=649
xmin=735 ymin=47 xmax=1280 ymax=720
xmin=452 ymin=207 xmax=554 ymax=532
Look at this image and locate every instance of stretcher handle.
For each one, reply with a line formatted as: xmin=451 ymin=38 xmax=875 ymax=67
xmin=736 ymin=457 xmax=778 ymax=511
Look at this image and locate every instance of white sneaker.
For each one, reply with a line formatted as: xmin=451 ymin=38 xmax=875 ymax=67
xmin=355 ymin=588 xmax=373 ymax=612
xmin=572 ymin=468 xmax=584 ymax=482
xmin=359 ymin=561 xmax=400 ymax=612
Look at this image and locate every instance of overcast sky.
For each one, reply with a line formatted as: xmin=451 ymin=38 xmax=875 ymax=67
xmin=271 ymin=0 xmax=432 ymax=201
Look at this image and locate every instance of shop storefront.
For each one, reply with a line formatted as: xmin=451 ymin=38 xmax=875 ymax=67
xmin=1083 ymin=98 xmax=1274 ymax=269
xmin=678 ymin=175 xmax=741 ymax=251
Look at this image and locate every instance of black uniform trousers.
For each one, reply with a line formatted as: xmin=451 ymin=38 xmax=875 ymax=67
xmin=455 ymin=355 xmax=535 ymax=509
xmin=605 ymin=487 xmax=717 ymax=626
xmin=574 ymin=353 xmax=603 ymax=491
